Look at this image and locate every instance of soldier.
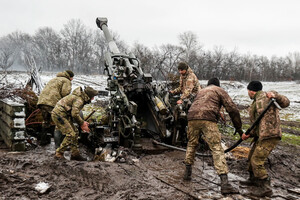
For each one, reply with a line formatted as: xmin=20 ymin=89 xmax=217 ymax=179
xmin=183 ymin=78 xmax=242 ymax=195
xmin=37 ymin=70 xmax=74 ymax=145
xmin=240 ymin=81 xmax=290 ymax=197
xmin=52 ymin=86 xmax=98 ymax=161
xmin=169 ymin=62 xmax=201 ymax=104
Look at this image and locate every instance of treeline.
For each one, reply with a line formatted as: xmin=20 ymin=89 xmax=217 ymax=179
xmin=1 ymin=19 xmax=300 ymax=81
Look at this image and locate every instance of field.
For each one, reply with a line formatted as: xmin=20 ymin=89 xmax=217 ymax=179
xmin=0 ymin=71 xmax=299 ymax=199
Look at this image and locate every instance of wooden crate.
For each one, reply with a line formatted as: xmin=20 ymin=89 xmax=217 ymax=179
xmin=0 ymin=99 xmax=26 ymax=151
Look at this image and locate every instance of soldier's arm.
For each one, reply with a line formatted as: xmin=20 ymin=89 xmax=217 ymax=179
xmin=61 ymin=81 xmax=72 ymax=98
xmin=71 ymin=99 xmax=84 ymax=126
xmin=172 ymin=76 xmax=182 ymax=94
xmin=220 ymin=90 xmax=242 ymax=131
xmin=180 ymin=77 xmax=193 ymax=100
xmin=268 ymin=91 xmax=290 ymax=108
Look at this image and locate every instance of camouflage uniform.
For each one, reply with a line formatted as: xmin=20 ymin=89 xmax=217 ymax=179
xmin=247 ymin=90 xmax=290 ymax=179
xmin=184 ymin=85 xmax=242 ymax=175
xmin=172 ymin=67 xmax=201 ymax=101
xmin=51 ymin=87 xmax=91 ymax=156
xmin=37 ymin=71 xmax=72 ymax=127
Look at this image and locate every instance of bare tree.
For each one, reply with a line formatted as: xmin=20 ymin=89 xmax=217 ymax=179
xmin=61 ymin=19 xmax=94 ymax=73
xmin=34 ymin=27 xmax=62 ymax=71
xmin=151 ymin=44 xmax=184 ymax=80
xmin=178 ymin=31 xmax=202 ymax=63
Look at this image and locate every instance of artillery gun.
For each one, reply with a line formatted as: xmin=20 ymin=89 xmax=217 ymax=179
xmin=83 ymin=18 xmax=187 ymax=151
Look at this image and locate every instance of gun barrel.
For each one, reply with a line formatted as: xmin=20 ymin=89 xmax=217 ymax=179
xmin=96 ymin=17 xmax=120 ymax=54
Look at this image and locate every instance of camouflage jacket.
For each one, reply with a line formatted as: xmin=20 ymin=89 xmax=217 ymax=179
xmin=52 ymin=87 xmax=91 ymax=126
xmin=187 ymin=85 xmax=242 ymax=130
xmin=173 ymin=67 xmax=201 ymax=100
xmin=37 ymin=71 xmax=72 ymax=108
xmin=249 ymin=90 xmax=290 ymax=140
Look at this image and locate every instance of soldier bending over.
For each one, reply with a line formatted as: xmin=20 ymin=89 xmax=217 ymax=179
xmin=52 ymin=86 xmax=98 ymax=161
xmin=184 ymin=78 xmax=242 ymax=195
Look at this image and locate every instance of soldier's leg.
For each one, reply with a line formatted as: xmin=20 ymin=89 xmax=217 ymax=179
xmin=201 ymin=120 xmax=238 ymax=194
xmin=249 ymin=138 xmax=279 ymax=197
xmin=184 ymin=120 xmax=201 ymax=165
xmin=183 ymin=120 xmax=201 ymax=180
xmin=69 ymin=123 xmax=80 ymax=156
xmin=250 ymin=138 xmax=280 ymax=179
xmin=52 ymin=115 xmax=74 ymax=155
xmin=201 ymin=121 xmax=228 ymax=175
xmin=39 ymin=105 xmax=53 ymax=145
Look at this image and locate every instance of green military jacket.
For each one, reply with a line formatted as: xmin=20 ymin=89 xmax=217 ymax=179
xmin=173 ymin=67 xmax=201 ymax=100
xmin=52 ymin=87 xmax=91 ymax=126
xmin=249 ymin=90 xmax=290 ymax=140
xmin=187 ymin=85 xmax=242 ymax=131
xmin=37 ymin=71 xmax=72 ymax=108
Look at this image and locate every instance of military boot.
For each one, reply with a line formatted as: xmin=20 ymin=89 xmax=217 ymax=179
xmin=183 ymin=164 xmax=192 ymax=181
xmin=240 ymin=171 xmax=256 ymax=186
xmin=55 ymin=151 xmax=65 ymax=160
xmin=39 ymin=127 xmax=51 ymax=146
xmin=250 ymin=178 xmax=272 ymax=197
xmin=71 ymin=153 xmax=87 ymax=161
xmin=219 ymin=174 xmax=239 ymax=195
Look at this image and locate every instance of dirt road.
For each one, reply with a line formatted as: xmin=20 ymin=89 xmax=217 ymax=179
xmin=0 ymin=136 xmax=299 ymax=200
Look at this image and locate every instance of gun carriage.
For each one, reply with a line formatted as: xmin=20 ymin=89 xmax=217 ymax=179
xmin=82 ymin=18 xmax=188 ymax=151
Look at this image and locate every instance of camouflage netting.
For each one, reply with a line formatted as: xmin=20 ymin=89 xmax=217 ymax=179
xmin=82 ymin=99 xmax=109 ymax=125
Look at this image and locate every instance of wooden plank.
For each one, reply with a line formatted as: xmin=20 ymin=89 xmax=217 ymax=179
xmin=0 ymin=110 xmax=25 ymax=129
xmin=0 ymin=100 xmax=25 ymax=117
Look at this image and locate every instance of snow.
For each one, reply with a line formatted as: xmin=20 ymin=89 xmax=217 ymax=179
xmin=13 ymin=118 xmax=25 ymax=129
xmin=1 ymin=72 xmax=300 ymax=121
xmin=14 ymin=109 xmax=26 ymax=117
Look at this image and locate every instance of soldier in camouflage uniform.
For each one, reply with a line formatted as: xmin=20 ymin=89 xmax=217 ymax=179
xmin=240 ymin=81 xmax=290 ymax=197
xmin=37 ymin=70 xmax=74 ymax=145
xmin=170 ymin=62 xmax=201 ymax=104
xmin=184 ymin=78 xmax=242 ymax=195
xmin=52 ymin=86 xmax=98 ymax=161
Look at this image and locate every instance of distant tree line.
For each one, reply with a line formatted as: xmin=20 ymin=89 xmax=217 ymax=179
xmin=1 ymin=19 xmax=300 ymax=81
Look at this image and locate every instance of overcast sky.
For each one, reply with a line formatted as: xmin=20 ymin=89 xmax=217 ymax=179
xmin=1 ymin=0 xmax=299 ymax=58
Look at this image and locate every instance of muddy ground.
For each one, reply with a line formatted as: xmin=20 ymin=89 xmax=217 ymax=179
xmin=0 ymin=133 xmax=299 ymax=200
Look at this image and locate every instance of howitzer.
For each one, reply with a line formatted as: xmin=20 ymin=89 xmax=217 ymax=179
xmin=224 ymin=98 xmax=276 ymax=153
xmin=95 ymin=17 xmax=175 ymax=148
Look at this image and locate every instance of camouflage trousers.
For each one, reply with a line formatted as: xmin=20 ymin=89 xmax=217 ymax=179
xmin=248 ymin=137 xmax=280 ymax=179
xmin=39 ymin=105 xmax=54 ymax=129
xmin=51 ymin=113 xmax=80 ymax=155
xmin=184 ymin=120 xmax=228 ymax=175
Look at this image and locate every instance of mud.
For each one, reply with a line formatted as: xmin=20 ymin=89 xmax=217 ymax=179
xmin=0 ymin=135 xmax=299 ymax=200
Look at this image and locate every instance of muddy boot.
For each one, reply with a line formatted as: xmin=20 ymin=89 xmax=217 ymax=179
xmin=220 ymin=174 xmax=239 ymax=195
xmin=39 ymin=126 xmax=51 ymax=146
xmin=240 ymin=172 xmax=256 ymax=186
xmin=71 ymin=153 xmax=87 ymax=161
xmin=251 ymin=178 xmax=273 ymax=197
xmin=55 ymin=151 xmax=65 ymax=160
xmin=183 ymin=164 xmax=192 ymax=181
xmin=54 ymin=130 xmax=65 ymax=149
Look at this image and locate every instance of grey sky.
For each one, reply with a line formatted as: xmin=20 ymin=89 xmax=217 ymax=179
xmin=1 ymin=0 xmax=299 ymax=58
